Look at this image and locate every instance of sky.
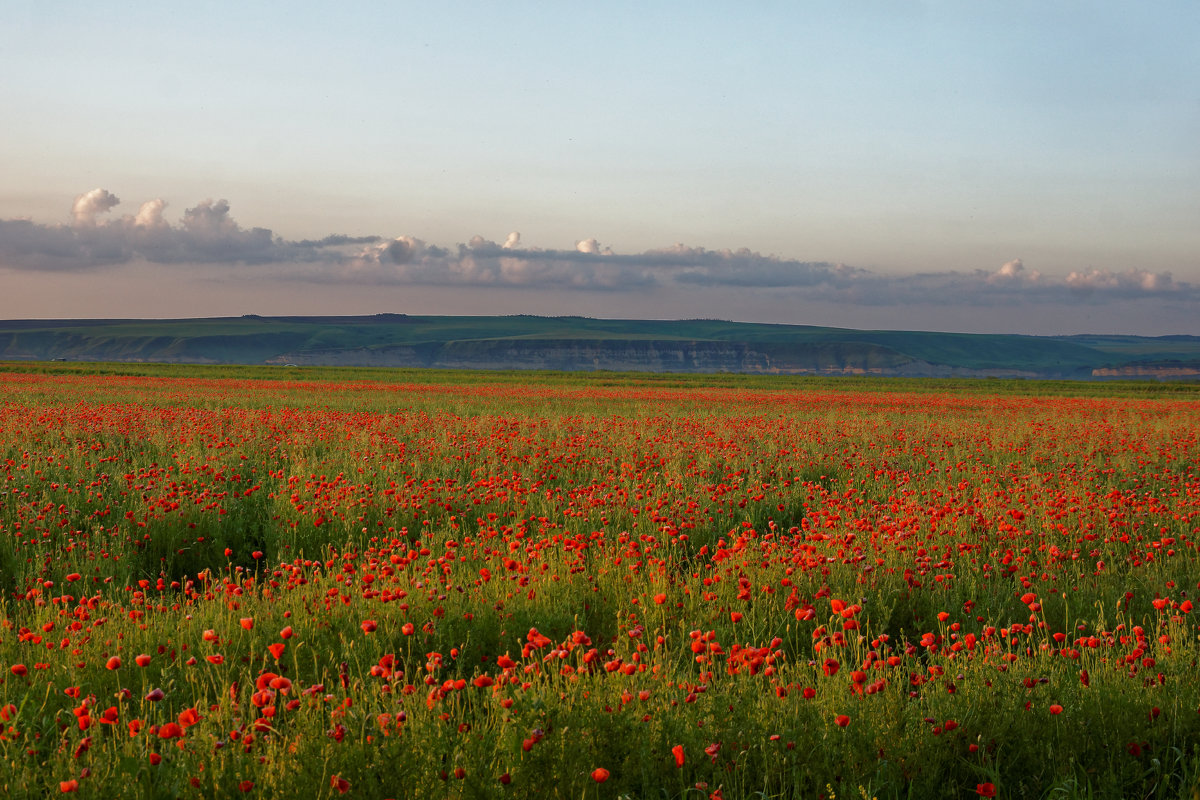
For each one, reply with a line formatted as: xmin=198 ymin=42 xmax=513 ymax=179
xmin=2 ymin=1 xmax=1198 ymax=335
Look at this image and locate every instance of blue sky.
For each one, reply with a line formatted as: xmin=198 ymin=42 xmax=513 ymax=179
xmin=2 ymin=1 xmax=1198 ymax=334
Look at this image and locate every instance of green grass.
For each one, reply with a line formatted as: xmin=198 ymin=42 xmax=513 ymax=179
xmin=1 ymin=366 xmax=1199 ymax=798
xmin=4 ymin=359 xmax=1200 ymax=399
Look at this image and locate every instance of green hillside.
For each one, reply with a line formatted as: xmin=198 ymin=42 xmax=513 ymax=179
xmin=2 ymin=315 xmax=1198 ymax=378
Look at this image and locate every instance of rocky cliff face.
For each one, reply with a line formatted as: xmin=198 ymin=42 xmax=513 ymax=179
xmin=1091 ymin=365 xmax=1200 ymax=378
xmin=263 ymin=339 xmax=1055 ymax=377
xmin=265 ymin=340 xmax=887 ymax=373
xmin=433 ymin=341 xmax=779 ymax=373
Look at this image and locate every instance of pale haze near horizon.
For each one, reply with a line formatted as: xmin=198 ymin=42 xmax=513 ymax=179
xmin=2 ymin=2 xmax=1198 ymax=335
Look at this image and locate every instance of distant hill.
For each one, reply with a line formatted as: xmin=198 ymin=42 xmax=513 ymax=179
xmin=2 ymin=315 xmax=1198 ymax=379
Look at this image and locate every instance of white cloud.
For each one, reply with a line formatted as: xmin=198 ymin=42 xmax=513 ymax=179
xmin=1065 ymin=268 xmax=1181 ymax=294
xmin=575 ymin=238 xmax=604 ymax=254
xmin=70 ymin=188 xmax=121 ymax=227
xmin=986 ymin=257 xmax=1041 ymax=285
xmin=2 ymin=190 xmax=1197 ymax=311
xmin=133 ymin=198 xmax=168 ymax=229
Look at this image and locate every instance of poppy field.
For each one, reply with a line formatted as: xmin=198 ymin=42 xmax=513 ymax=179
xmin=1 ymin=366 xmax=1199 ymax=799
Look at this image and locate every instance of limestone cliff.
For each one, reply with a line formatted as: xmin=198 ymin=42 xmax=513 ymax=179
xmin=264 ymin=339 xmax=1051 ymax=377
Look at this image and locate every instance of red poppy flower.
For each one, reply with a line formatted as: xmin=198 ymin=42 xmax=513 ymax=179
xmin=591 ymin=768 xmax=610 ymax=783
xmin=672 ymin=744 xmax=685 ymax=768
xmin=157 ymin=722 xmax=184 ymax=739
xmin=975 ymin=783 xmax=996 ymax=798
xmin=1050 ymin=704 xmax=1063 ymax=715
xmin=268 ymin=643 xmax=286 ymax=659
xmin=106 ymin=656 xmax=121 ymax=670
xmin=834 ymin=714 xmax=850 ymax=727
xmin=135 ymin=654 xmax=152 ymax=667
xmin=60 ymin=780 xmax=79 ymax=793
xmin=240 ymin=618 xmax=254 ymax=630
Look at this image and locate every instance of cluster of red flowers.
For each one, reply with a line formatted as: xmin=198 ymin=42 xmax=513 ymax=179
xmin=0 ymin=372 xmax=1197 ymax=796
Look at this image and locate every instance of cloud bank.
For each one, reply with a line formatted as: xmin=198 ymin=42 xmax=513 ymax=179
xmin=1 ymin=189 xmax=1196 ymax=309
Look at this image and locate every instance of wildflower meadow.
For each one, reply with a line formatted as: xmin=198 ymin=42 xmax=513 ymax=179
xmin=1 ymin=365 xmax=1198 ymax=799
